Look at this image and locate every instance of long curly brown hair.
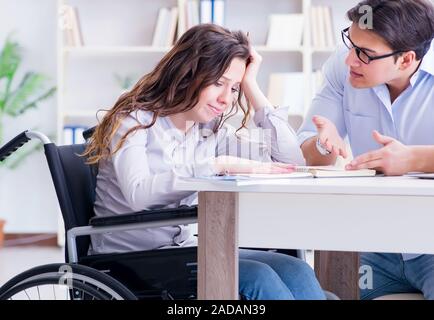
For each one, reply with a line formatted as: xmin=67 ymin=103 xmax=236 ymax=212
xmin=82 ymin=24 xmax=251 ymax=164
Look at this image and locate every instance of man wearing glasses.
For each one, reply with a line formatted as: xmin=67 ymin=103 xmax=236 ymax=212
xmin=297 ymin=0 xmax=434 ymax=299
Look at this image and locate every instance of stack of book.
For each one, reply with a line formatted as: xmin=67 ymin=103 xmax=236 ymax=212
xmin=59 ymin=4 xmax=83 ymax=47
xmin=311 ymin=5 xmax=335 ymax=49
xmin=152 ymin=0 xmax=225 ymax=47
xmin=197 ymin=0 xmax=225 ymax=26
xmin=63 ymin=125 xmax=88 ymax=145
xmin=152 ymin=7 xmax=179 ymax=47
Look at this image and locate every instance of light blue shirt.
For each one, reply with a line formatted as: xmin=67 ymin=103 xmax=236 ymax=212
xmin=298 ymin=42 xmax=434 ymax=261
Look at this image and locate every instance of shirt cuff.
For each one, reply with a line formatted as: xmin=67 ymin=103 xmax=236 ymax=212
xmin=172 ymin=156 xmax=218 ymax=178
xmin=253 ymin=106 xmax=273 ymax=127
xmin=192 ymin=159 xmax=218 ymax=177
xmin=297 ymin=131 xmax=317 ymax=147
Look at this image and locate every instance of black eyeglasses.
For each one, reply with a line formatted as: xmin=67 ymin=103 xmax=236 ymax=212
xmin=341 ymin=27 xmax=403 ymax=64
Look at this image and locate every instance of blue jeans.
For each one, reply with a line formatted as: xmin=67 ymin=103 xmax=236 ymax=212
xmin=360 ymin=253 xmax=434 ymax=300
xmin=238 ymin=249 xmax=326 ymax=300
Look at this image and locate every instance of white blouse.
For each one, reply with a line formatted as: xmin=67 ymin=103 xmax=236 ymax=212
xmin=91 ymin=106 xmax=305 ymax=254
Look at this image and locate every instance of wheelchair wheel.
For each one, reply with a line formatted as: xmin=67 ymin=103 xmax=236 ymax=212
xmin=0 ymin=263 xmax=137 ymax=300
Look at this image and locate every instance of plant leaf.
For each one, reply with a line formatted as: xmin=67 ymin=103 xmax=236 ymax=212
xmin=9 ymin=86 xmax=56 ymax=116
xmin=0 ymin=77 xmax=7 ymax=111
xmin=0 ymin=37 xmax=20 ymax=79
xmin=4 ymin=72 xmax=55 ymax=116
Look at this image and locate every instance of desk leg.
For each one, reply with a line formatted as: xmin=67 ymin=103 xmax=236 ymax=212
xmin=198 ymin=191 xmax=239 ymax=300
xmin=315 ymin=251 xmax=360 ymax=300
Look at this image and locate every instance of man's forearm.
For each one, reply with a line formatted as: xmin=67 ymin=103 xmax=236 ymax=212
xmin=300 ymin=136 xmax=337 ymax=166
xmin=411 ymin=146 xmax=434 ymax=173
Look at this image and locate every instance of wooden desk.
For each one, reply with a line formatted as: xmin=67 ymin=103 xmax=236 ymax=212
xmin=175 ymin=176 xmax=434 ymax=300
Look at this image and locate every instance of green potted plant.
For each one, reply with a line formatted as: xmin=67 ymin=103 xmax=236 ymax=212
xmin=0 ymin=36 xmax=56 ymax=246
xmin=0 ymin=36 xmax=56 ymax=164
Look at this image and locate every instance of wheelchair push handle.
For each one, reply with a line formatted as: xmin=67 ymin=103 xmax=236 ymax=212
xmin=0 ymin=130 xmax=51 ymax=162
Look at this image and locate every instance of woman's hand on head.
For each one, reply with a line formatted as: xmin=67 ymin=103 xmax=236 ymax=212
xmin=242 ymin=45 xmax=262 ymax=87
xmin=214 ymin=155 xmax=295 ymax=175
xmin=241 ymin=45 xmax=272 ymax=113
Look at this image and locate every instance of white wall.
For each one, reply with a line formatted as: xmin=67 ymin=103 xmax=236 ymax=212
xmin=0 ymin=0 xmax=59 ymax=233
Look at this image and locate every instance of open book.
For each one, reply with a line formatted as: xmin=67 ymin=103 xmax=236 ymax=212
xmin=405 ymin=172 xmax=434 ymax=179
xmin=294 ymin=166 xmax=376 ymax=178
xmin=204 ymin=166 xmax=376 ymax=182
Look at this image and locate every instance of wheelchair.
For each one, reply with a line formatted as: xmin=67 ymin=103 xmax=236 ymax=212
xmin=0 ymin=129 xmax=338 ymax=300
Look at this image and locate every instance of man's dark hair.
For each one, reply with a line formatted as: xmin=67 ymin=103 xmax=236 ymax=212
xmin=347 ymin=0 xmax=434 ymax=60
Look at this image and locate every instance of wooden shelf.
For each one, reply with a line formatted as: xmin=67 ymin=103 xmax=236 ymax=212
xmin=63 ymin=46 xmax=171 ymax=54
xmin=58 ymin=0 xmax=352 ymax=139
xmin=63 ymin=109 xmax=105 ymax=118
xmin=63 ymin=45 xmax=304 ymax=55
xmin=312 ymin=47 xmax=336 ymax=53
xmin=256 ymin=46 xmax=303 ymax=53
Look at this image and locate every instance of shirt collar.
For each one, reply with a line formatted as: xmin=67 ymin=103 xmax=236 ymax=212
xmin=163 ymin=116 xmax=199 ymax=143
xmin=407 ymin=41 xmax=434 ymax=86
xmin=419 ymin=40 xmax=434 ymax=77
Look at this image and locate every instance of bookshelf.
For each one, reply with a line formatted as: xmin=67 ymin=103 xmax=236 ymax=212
xmin=55 ymin=0 xmax=359 ymax=245
xmin=56 ymin=0 xmax=359 ymax=145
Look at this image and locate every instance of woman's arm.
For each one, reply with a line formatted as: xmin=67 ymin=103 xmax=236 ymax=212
xmin=110 ymin=116 xmax=215 ymax=211
xmin=240 ymin=46 xmax=305 ymax=165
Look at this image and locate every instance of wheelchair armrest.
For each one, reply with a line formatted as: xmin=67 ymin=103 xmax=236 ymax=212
xmin=89 ymin=205 xmax=197 ymax=227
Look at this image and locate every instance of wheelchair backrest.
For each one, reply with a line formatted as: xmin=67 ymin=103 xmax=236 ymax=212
xmin=44 ymin=143 xmax=97 ymax=261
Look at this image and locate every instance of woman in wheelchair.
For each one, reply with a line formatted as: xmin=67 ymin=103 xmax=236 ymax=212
xmin=81 ymin=23 xmax=326 ymax=300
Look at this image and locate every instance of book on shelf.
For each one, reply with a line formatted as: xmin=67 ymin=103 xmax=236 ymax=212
xmin=168 ymin=7 xmax=179 ymax=46
xmin=199 ymin=0 xmax=225 ymax=25
xmin=212 ymin=0 xmax=225 ymax=26
xmin=153 ymin=0 xmax=225 ymax=46
xmin=316 ymin=6 xmax=326 ymax=48
xmin=152 ymin=7 xmax=179 ymax=47
xmin=63 ymin=125 xmax=88 ymax=145
xmin=187 ymin=0 xmax=200 ymax=29
xmin=152 ymin=7 xmax=168 ymax=47
xmin=59 ymin=4 xmax=83 ymax=47
xmin=199 ymin=0 xmax=212 ymax=24
xmin=267 ymin=72 xmax=305 ymax=116
xmin=311 ymin=5 xmax=335 ymax=48
xmin=322 ymin=6 xmax=335 ymax=48
xmin=310 ymin=6 xmax=321 ymax=49
xmin=177 ymin=0 xmax=187 ymax=40
xmin=266 ymin=14 xmax=304 ymax=49
xmin=173 ymin=0 xmax=224 ymax=40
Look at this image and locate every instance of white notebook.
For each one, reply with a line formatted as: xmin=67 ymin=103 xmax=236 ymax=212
xmin=294 ymin=166 xmax=376 ymax=178
xmin=221 ymin=166 xmax=376 ymax=179
xmin=406 ymin=172 xmax=434 ymax=179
